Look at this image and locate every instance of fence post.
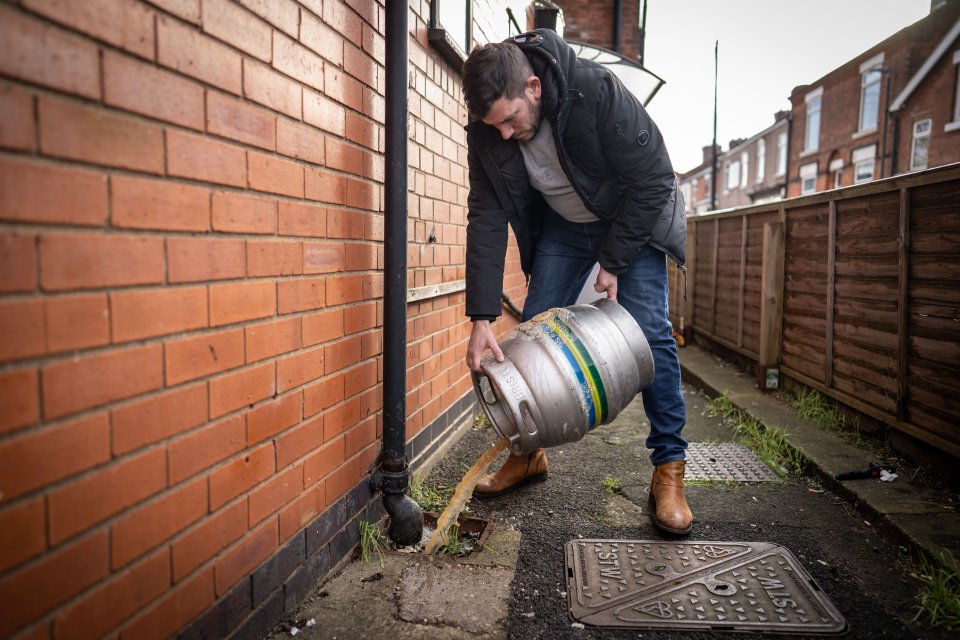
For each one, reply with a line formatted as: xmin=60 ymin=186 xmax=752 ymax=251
xmin=683 ymin=221 xmax=697 ymax=344
xmin=758 ymin=221 xmax=785 ymax=391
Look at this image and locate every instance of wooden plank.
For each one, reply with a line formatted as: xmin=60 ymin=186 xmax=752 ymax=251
xmin=738 ymin=215 xmax=747 ymax=348
xmin=898 ymin=187 xmax=910 ymax=421
xmin=712 ymin=217 xmax=720 ymax=334
xmin=684 ymin=222 xmax=697 ymax=339
xmin=825 ymin=200 xmax=837 ymax=389
xmin=758 ymin=221 xmax=785 ymax=389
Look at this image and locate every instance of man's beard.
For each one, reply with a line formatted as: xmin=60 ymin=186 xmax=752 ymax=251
xmin=522 ymin=94 xmax=542 ymax=139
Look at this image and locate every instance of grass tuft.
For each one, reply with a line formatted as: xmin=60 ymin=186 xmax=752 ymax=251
xmin=408 ymin=474 xmax=454 ymax=514
xmin=793 ymin=388 xmax=845 ymax=431
xmin=358 ymin=518 xmax=388 ymax=567
xmin=601 ymin=476 xmax=623 ymax=495
xmin=708 ymin=394 xmax=805 ymax=477
xmin=912 ymin=554 xmax=960 ymax=630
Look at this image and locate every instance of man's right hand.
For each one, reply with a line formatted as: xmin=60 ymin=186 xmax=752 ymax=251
xmin=466 ymin=320 xmax=504 ymax=372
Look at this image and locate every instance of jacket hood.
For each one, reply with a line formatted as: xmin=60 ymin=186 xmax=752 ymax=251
xmin=510 ymin=29 xmax=577 ymax=121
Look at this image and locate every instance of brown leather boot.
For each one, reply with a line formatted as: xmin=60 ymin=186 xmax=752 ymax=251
xmin=648 ymin=460 xmax=693 ymax=535
xmin=474 ymin=449 xmax=548 ymax=499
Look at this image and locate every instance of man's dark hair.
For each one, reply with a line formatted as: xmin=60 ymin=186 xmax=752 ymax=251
xmin=462 ymin=41 xmax=535 ymax=121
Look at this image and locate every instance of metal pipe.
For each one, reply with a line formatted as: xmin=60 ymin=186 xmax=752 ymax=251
xmin=613 ymin=0 xmax=622 ymax=52
xmin=375 ymin=0 xmax=423 ymax=547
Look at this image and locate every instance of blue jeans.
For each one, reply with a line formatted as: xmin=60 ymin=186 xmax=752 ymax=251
xmin=521 ymin=211 xmax=687 ymax=466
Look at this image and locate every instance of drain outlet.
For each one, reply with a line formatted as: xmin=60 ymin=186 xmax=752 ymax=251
xmin=685 ymin=443 xmax=779 ymax=482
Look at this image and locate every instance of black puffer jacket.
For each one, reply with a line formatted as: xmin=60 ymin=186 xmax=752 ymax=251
xmin=465 ymin=29 xmax=686 ymax=320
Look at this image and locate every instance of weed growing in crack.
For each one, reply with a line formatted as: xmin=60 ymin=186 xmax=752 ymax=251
xmin=358 ymin=518 xmax=387 ymax=567
xmin=911 ymin=553 xmax=960 ymax=630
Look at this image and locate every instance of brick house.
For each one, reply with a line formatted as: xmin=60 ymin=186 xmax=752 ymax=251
xmin=716 ymin=113 xmax=790 ymax=210
xmin=788 ymin=0 xmax=960 ymax=196
xmin=678 ymin=145 xmax=716 ymax=216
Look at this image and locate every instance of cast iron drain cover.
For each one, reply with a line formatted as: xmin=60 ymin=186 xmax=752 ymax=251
xmin=685 ymin=442 xmax=779 ymax=481
xmin=565 ymin=540 xmax=846 ymax=634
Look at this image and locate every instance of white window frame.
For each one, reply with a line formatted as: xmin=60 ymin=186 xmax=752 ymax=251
xmin=852 ymin=144 xmax=876 ymax=183
xmin=800 ymin=162 xmax=817 ymax=195
xmin=911 ymin=119 xmax=932 ymax=171
xmin=725 ymin=160 xmax=740 ymax=192
xmin=776 ymin=131 xmax=787 ymax=176
xmin=857 ymin=53 xmax=884 ymax=134
xmin=756 ymin=139 xmax=766 ymax=183
xmin=803 ymin=87 xmax=823 ymax=154
xmin=829 ymin=158 xmax=843 ymax=189
xmin=740 ymin=151 xmax=749 ymax=188
xmin=949 ymin=49 xmax=960 ymax=132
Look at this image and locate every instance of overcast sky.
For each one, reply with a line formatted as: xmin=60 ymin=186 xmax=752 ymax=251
xmin=640 ymin=0 xmax=934 ymax=172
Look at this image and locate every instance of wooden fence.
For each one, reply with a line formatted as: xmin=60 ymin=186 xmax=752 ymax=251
xmin=670 ymin=163 xmax=960 ymax=459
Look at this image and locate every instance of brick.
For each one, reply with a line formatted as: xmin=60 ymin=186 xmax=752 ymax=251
xmin=246 ymin=317 xmax=301 ymax=363
xmin=119 ymin=567 xmax=214 ymax=640
xmin=0 ymin=157 xmax=107 ymax=226
xmin=239 ymin=0 xmax=298 ymax=37
xmin=30 ymin=226 xmax=141 ymax=305
xmin=304 ymin=167 xmax=346 ymax=204
xmin=212 ymin=191 xmax=277 ymax=234
xmin=42 ymin=342 xmax=160 ymax=415
xmin=166 ymin=129 xmax=247 ymax=187
xmin=274 ymin=415 xmax=323 ymax=470
xmin=343 ymin=41 xmax=378 ymax=89
xmin=325 ymin=273 xmax=365 ymax=306
xmin=301 ymin=308 xmax=343 ymax=345
xmin=210 ymin=362 xmax=276 ymax=418
xmin=0 ymin=298 xmax=45 ymax=363
xmin=277 ymin=277 xmax=325 ymax=314
xmin=303 ymin=241 xmax=344 ymax=274
xmin=303 ymin=436 xmax=344 ymax=486
xmin=324 ymin=336 xmax=362 ymax=375
xmin=0 ymin=231 xmax=37 ymax=294
xmin=343 ymin=360 xmax=377 ymax=398
xmin=112 ymin=175 xmax=210 ymax=231
xmin=104 ymin=51 xmax=203 ymax=129
xmin=247 ymin=392 xmax=301 ymax=444
xmin=303 ymin=89 xmax=346 ymax=136
xmin=277 ymin=348 xmax=324 ymax=393
xmin=111 ymin=478 xmax=206 ymax=568
xmin=278 ymin=481 xmax=323 ymax=542
xmin=111 ymin=286 xmax=208 ymax=343
xmin=157 ymin=16 xmax=241 ymax=94
xmin=45 ymin=293 xmax=110 ymax=354
xmin=249 ymin=463 xmax=302 ymax=526
xmin=54 ymin=549 xmax=169 ymax=640
xmin=207 ymin=91 xmax=276 ymax=150
xmin=300 ymin=10 xmax=343 ymax=66
xmin=303 ymin=374 xmax=343 ymax=417
xmin=345 ymin=417 xmax=376 ymax=458
xmin=326 ymin=138 xmax=363 ymax=175
xmin=277 ymin=118 xmax=325 ymax=165
xmin=244 ymin=60 xmax=303 ymax=119
xmin=0 ymin=532 xmax=108 ymax=638
xmin=112 ymin=382 xmax=207 ymax=455
xmin=345 ymin=111 xmax=378 ymax=151
xmin=202 ymin=0 xmax=271 ymax=61
xmin=0 ymin=497 xmax=45 ymax=574
xmin=25 ymin=0 xmax=155 ymax=60
xmin=0 ymin=368 xmax=39 ymax=435
xmin=172 ymin=500 xmax=246 ymax=581
xmin=0 ymin=5 xmax=99 ymax=99
xmin=343 ymin=241 xmax=377 ymax=272
xmin=167 ymin=236 xmax=245 ymax=283
xmin=323 ymin=396 xmax=360 ymax=441
xmin=46 ymin=447 xmax=165 ymax=545
xmin=168 ymin=415 xmax=245 ymax=485
xmin=361 ymin=21 xmax=385 ymax=66
xmin=325 ymin=445 xmax=375 ymax=505
xmin=209 ymin=442 xmax=274 ymax=509
xmin=210 ymin=280 xmax=276 ymax=327
xmin=323 ymin=0 xmax=362 ymax=44
xmin=278 ymin=201 xmax=327 ymax=238
xmin=324 ymin=66 xmax=362 ymax=112
xmin=273 ymin=33 xmax=324 ymax=92
xmin=164 ymin=327 xmax=244 ymax=386
xmin=214 ymin=519 xmax=278 ymax=596
xmin=247 ymin=239 xmax=303 ymax=277
xmin=0 ymin=82 xmax=35 ymax=151
xmin=39 ymin=97 xmax=164 ymax=174
xmin=149 ymin=0 xmax=200 ymax=24
xmin=248 ymin=151 xmax=304 ymax=197
xmin=343 ymin=301 xmax=378 ymax=335
xmin=327 ymin=210 xmax=365 ymax=239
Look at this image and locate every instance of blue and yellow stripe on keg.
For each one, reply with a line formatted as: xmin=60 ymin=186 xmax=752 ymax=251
xmin=540 ymin=315 xmax=608 ymax=428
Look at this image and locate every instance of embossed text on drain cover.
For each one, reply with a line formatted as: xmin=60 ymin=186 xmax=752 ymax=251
xmin=565 ymin=540 xmax=847 ymax=634
xmin=685 ymin=442 xmax=779 ymax=481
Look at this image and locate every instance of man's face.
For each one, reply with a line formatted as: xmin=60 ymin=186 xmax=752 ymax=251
xmin=482 ymin=76 xmax=542 ymax=141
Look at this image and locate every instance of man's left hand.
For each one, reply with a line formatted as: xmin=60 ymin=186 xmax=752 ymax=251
xmin=594 ymin=266 xmax=618 ymax=301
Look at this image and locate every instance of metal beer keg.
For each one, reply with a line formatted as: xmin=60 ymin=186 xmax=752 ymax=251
xmin=471 ymin=298 xmax=655 ymax=456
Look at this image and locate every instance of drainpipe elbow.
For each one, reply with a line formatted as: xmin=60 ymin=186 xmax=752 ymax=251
xmin=372 ymin=466 xmax=424 ymax=547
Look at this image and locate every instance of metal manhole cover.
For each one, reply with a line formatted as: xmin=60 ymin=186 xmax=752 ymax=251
xmin=686 ymin=443 xmax=779 ymax=481
xmin=565 ymin=540 xmax=847 ymax=634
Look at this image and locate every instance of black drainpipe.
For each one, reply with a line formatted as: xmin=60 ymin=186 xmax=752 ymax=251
xmin=612 ymin=0 xmax=622 ymax=52
xmin=370 ymin=0 xmax=423 ymax=546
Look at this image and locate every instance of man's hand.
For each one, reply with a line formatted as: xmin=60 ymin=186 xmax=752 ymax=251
xmin=466 ymin=320 xmax=504 ymax=372
xmin=594 ymin=266 xmax=618 ymax=301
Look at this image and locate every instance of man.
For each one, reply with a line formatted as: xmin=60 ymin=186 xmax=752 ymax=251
xmin=461 ymin=29 xmax=692 ymax=535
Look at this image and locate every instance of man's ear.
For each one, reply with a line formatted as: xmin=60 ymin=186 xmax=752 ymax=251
xmin=526 ymin=75 xmax=541 ymax=99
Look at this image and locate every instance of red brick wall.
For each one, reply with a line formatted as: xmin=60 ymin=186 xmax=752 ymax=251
xmin=0 ymin=1 xmax=487 ymax=637
xmin=560 ymin=0 xmax=643 ymax=60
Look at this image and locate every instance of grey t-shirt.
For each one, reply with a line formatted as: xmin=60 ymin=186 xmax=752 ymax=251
xmin=519 ymin=120 xmax=599 ymax=223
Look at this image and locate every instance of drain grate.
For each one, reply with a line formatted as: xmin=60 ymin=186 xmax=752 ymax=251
xmin=685 ymin=442 xmax=779 ymax=482
xmin=565 ymin=540 xmax=846 ymax=634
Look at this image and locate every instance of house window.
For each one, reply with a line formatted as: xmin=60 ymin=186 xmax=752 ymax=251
xmin=852 ymin=144 xmax=876 ymax=183
xmin=952 ymin=50 xmax=960 ymax=126
xmin=800 ymin=162 xmax=817 ymax=195
xmin=858 ymin=54 xmax=883 ymax=133
xmin=756 ymin=139 xmax=766 ymax=183
xmin=911 ymin=119 xmax=931 ymax=170
xmin=776 ymin=132 xmax=787 ymax=175
xmin=830 ymin=158 xmax=843 ymax=189
xmin=725 ymin=160 xmax=740 ymax=191
xmin=740 ymin=152 xmax=749 ymax=188
xmin=429 ymin=2 xmax=471 ymax=68
xmin=804 ymin=87 xmax=822 ymax=153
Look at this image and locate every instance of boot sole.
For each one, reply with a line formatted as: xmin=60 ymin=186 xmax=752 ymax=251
xmin=648 ymin=494 xmax=693 ymax=536
xmin=473 ymin=472 xmax=548 ymax=500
